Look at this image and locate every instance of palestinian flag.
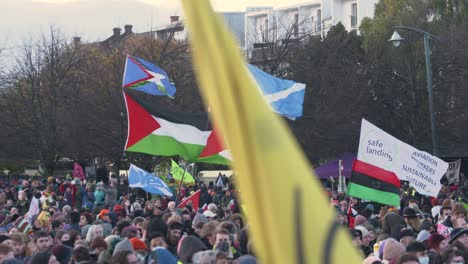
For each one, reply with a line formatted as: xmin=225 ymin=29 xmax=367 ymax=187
xmin=177 ymin=189 xmax=201 ymax=210
xmin=347 ymin=159 xmax=401 ymax=206
xmin=124 ymin=91 xmax=230 ymax=165
xmin=123 ymin=55 xmax=176 ymax=97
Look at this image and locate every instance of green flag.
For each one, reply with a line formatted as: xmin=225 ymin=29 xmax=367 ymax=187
xmin=171 ymin=159 xmax=195 ymax=186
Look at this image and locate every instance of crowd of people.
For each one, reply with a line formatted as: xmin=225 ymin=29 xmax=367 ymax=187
xmin=335 ymin=182 xmax=468 ymax=264
xmin=1 ymin=172 xmax=468 ymax=264
xmin=0 ymin=174 xmax=254 ymax=264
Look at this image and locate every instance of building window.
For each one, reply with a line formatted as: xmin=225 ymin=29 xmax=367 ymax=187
xmin=262 ymin=18 xmax=269 ymax=42
xmin=316 ymin=9 xmax=321 ymax=31
xmin=293 ymin=13 xmax=299 ymax=37
xmin=310 ymin=16 xmax=314 ymax=32
xmin=351 ymin=3 xmax=358 ymax=27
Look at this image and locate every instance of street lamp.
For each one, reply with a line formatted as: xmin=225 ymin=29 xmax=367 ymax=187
xmin=388 ymin=26 xmax=441 ymax=156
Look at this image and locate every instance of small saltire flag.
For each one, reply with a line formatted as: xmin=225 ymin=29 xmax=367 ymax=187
xmin=170 ymin=159 xmax=195 ymax=186
xmin=181 ymin=0 xmax=362 ymax=263
xmin=73 ymin=162 xmax=85 ymax=180
xmin=347 ymin=160 xmax=401 ymax=206
xmin=123 ymin=55 xmax=176 ymax=97
xmin=128 ymin=164 xmax=173 ymax=197
xmin=177 ymin=189 xmax=201 ymax=210
xmin=248 ymin=64 xmax=306 ymax=120
xmin=123 ymin=91 xmax=230 ymax=165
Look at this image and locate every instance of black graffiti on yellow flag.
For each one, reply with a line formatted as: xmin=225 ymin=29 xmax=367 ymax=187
xmin=294 ymin=185 xmax=342 ymax=264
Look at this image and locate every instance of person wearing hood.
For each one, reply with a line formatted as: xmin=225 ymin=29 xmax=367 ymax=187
xmin=94 ymin=183 xmax=106 ymax=210
xmin=382 ymin=212 xmax=404 ymax=236
xmin=148 ymin=247 xmax=178 ymax=264
xmin=178 ymin=235 xmax=207 ymax=263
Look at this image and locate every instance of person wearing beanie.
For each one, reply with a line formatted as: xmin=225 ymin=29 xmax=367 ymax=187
xmin=192 ymin=213 xmax=209 ymax=229
xmin=354 ymin=215 xmax=367 ymax=228
xmin=177 ymin=235 xmax=207 ymax=263
xmin=112 ymin=239 xmax=134 ymax=257
xmin=129 ymin=237 xmax=147 ymax=255
xmin=51 ymin=244 xmax=73 ymax=264
xmin=382 ymin=239 xmax=405 ymax=262
xmin=362 ymin=222 xmax=377 ymax=246
xmin=122 ymin=225 xmax=140 ymax=239
xmin=416 ymin=229 xmax=431 ymax=243
xmin=355 ymin=226 xmax=372 ymax=256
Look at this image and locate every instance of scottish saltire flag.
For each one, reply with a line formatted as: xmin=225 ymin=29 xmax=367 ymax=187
xmin=123 ymin=55 xmax=176 ymax=98
xmin=128 ymin=164 xmax=173 ymax=196
xmin=247 ymin=64 xmax=306 ymax=120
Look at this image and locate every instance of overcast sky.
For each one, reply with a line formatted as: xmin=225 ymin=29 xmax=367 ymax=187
xmin=1 ymin=0 xmax=307 ymax=47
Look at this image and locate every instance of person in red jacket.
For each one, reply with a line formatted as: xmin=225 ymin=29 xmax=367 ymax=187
xmin=59 ymin=179 xmax=77 ymax=207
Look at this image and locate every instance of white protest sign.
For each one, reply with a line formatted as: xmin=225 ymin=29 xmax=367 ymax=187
xmin=358 ymin=119 xmax=448 ymax=197
xmin=445 ymin=159 xmax=461 ymax=185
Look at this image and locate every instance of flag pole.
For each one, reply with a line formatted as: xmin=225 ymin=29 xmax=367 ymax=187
xmin=175 ymin=162 xmax=195 ymax=205
xmin=174 ymin=167 xmax=187 ymax=204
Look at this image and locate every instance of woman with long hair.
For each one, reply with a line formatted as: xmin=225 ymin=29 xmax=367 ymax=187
xmin=85 ymin=224 xmax=104 ymax=245
xmin=122 ymin=198 xmax=134 ymax=217
xmin=144 ymin=201 xmax=154 ymax=218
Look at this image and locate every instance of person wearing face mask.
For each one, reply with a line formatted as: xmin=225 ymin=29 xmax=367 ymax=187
xmin=406 ymin=241 xmax=429 ymax=264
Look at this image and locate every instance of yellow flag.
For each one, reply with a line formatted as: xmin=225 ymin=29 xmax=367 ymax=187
xmin=181 ymin=1 xmax=362 ymax=263
xmin=170 ymin=159 xmax=195 ymax=186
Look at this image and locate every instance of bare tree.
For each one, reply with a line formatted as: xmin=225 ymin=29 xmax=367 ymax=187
xmin=0 ymin=27 xmax=84 ymax=175
xmin=246 ymin=10 xmax=323 ymax=77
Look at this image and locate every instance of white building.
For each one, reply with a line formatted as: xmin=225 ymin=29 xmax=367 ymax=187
xmin=153 ymin=13 xmax=246 ymax=49
xmin=244 ymin=0 xmax=379 ymax=56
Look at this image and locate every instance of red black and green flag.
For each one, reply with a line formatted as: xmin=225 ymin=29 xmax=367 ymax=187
xmin=347 ymin=160 xmax=401 ymax=206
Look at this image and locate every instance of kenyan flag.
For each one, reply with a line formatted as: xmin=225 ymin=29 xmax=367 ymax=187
xmin=347 ymin=159 xmax=401 ymax=206
xmin=124 ymin=91 xmax=230 ymax=165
